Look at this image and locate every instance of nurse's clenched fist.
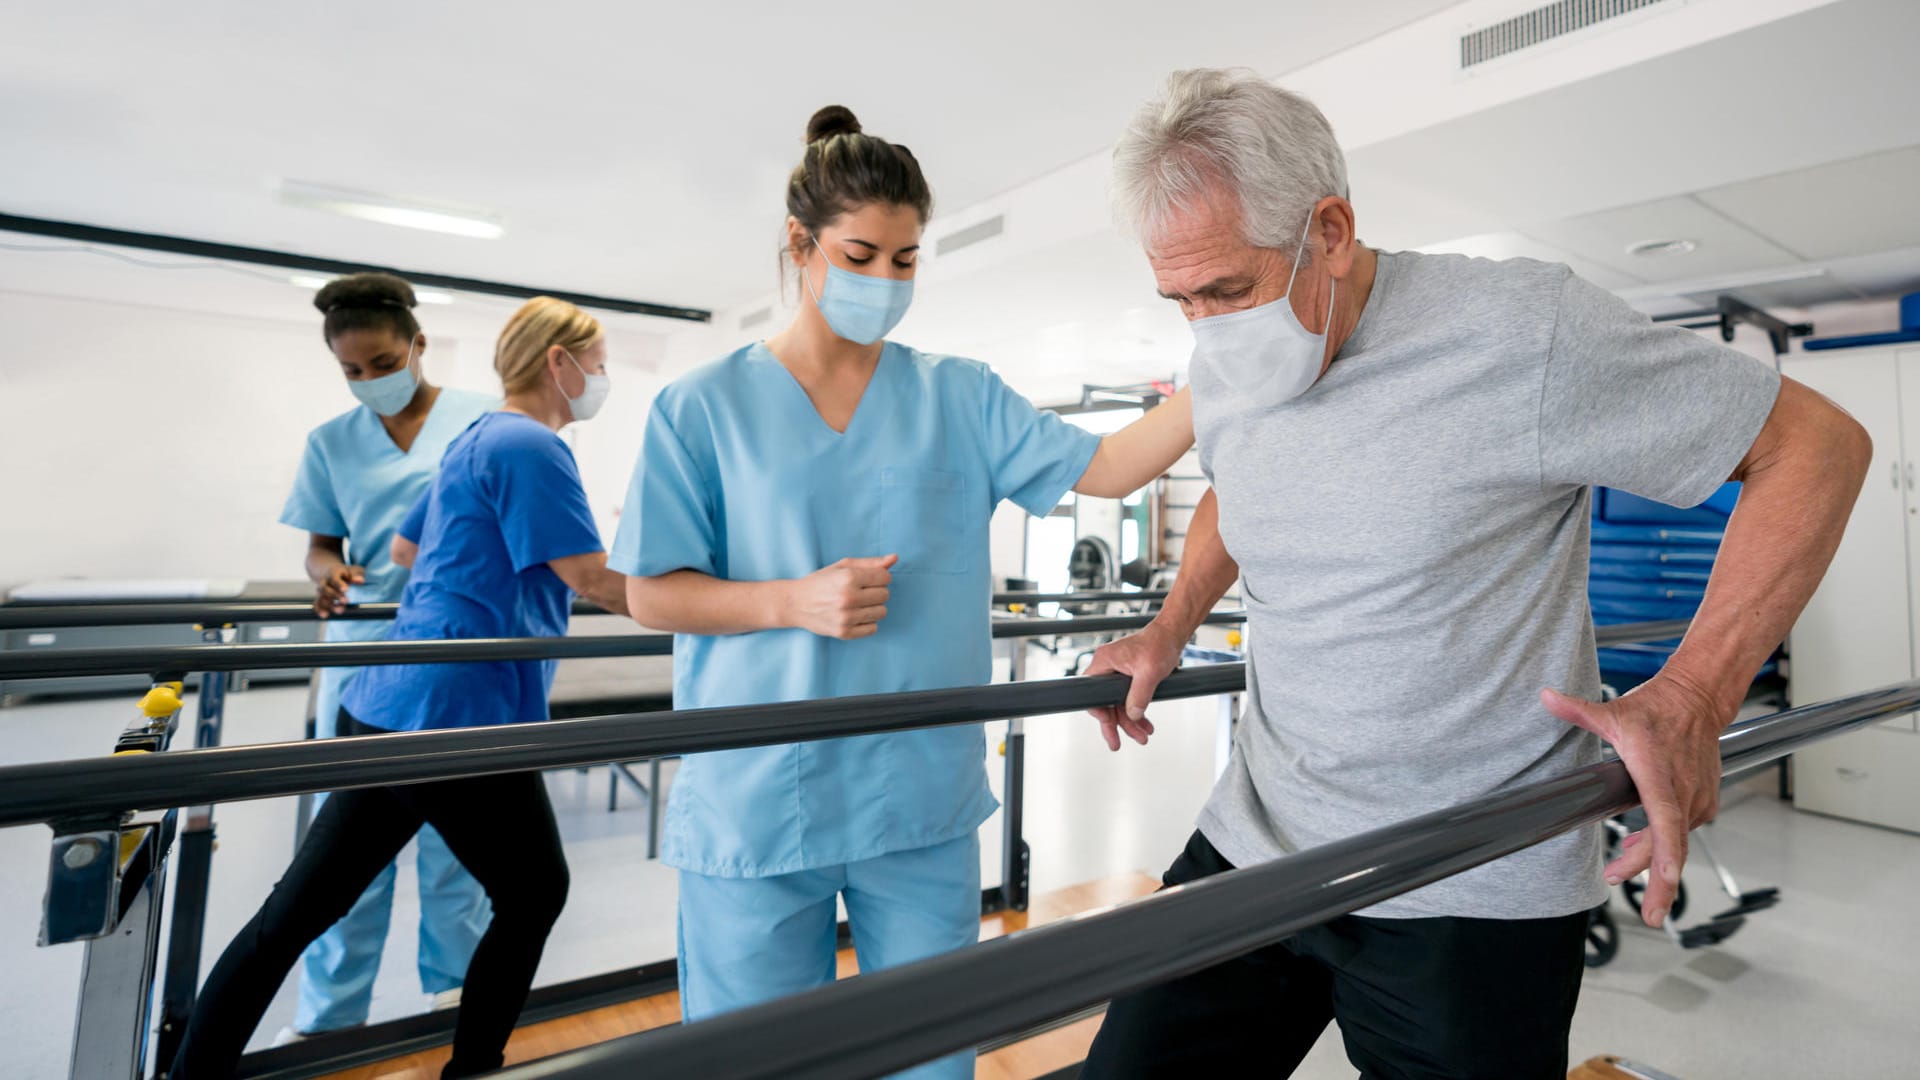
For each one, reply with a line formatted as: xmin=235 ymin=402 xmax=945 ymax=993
xmin=784 ymin=554 xmax=897 ymax=639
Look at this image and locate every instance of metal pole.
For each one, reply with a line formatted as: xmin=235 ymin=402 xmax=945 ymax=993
xmin=1214 ymin=691 xmax=1240 ymax=782
xmin=1001 ymin=642 xmax=1030 ymax=913
xmin=68 ymin=869 xmax=168 ymax=1080
xmin=154 ymin=628 xmax=229 ymax=1071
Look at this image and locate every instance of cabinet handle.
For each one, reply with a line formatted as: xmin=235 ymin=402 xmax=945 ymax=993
xmin=1897 ymin=461 xmax=1904 ymax=489
xmin=1909 ymin=462 xmax=1916 ymax=490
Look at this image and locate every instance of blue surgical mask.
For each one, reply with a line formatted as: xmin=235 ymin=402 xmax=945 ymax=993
xmin=1188 ymin=209 xmax=1335 ymax=408
xmin=804 ymin=235 xmax=914 ymax=345
xmin=350 ymin=336 xmax=420 ymax=417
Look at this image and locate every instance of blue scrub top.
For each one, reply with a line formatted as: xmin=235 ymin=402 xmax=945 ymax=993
xmin=609 ymin=342 xmax=1100 ymax=877
xmin=279 ymin=389 xmax=498 ymax=721
xmin=343 ymin=412 xmax=604 ymax=733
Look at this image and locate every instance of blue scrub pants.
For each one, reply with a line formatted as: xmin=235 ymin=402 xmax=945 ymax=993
xmin=676 ymin=832 xmax=981 ymax=1080
xmin=294 ymin=677 xmax=493 ymax=1032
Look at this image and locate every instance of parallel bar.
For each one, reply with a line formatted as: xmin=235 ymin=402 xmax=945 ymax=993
xmin=1 ymin=591 xmax=1173 ymax=630
xmin=501 ymin=677 xmax=1920 ymax=1080
xmin=1595 ymin=619 xmax=1690 ymax=646
xmin=0 ymin=613 xmax=1252 ymax=681
xmin=0 ymin=668 xmax=1246 ymax=829
xmin=993 ymin=590 xmax=1169 ymax=606
xmin=989 ymin=612 xmax=1241 ymax=638
xmin=0 ymin=634 xmax=674 ymax=680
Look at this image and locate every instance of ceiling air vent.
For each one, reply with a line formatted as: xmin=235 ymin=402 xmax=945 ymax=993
xmin=738 ymin=306 xmax=773 ymax=330
xmin=1461 ymin=0 xmax=1668 ymax=69
xmin=935 ymin=214 xmax=1005 ymax=256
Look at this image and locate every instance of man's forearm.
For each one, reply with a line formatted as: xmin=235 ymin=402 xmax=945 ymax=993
xmin=1149 ymin=487 xmax=1239 ymax=642
xmin=1664 ymin=381 xmax=1872 ymax=715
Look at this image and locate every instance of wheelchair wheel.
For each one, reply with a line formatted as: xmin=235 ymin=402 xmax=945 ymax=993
xmin=1585 ymin=906 xmax=1619 ymax=968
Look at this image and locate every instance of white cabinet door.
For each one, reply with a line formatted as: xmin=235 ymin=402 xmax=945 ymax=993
xmin=1900 ymin=347 xmax=1920 ymax=729
xmin=1781 ymin=350 xmax=1913 ymax=728
xmin=1790 ymin=348 xmax=1920 ymax=834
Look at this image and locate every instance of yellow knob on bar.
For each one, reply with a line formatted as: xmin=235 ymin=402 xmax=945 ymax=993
xmin=1226 ymin=630 xmax=1243 ymax=649
xmin=139 ymin=685 xmax=183 ymax=719
xmin=1009 ymin=604 xmax=1026 ymax=614
xmin=112 ymin=749 xmax=151 ymax=756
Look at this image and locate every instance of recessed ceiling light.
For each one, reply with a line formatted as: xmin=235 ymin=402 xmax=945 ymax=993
xmin=278 ymin=180 xmax=506 ymax=240
xmin=1626 ymin=238 xmax=1699 ymax=258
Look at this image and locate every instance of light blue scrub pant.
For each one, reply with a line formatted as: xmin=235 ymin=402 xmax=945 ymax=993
xmin=294 ymin=672 xmax=493 ymax=1032
xmin=677 ymin=832 xmax=981 ymax=1080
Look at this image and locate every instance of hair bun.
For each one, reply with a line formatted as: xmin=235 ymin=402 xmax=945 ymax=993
xmin=806 ymin=105 xmax=862 ymax=144
xmin=312 ymin=271 xmax=417 ymax=316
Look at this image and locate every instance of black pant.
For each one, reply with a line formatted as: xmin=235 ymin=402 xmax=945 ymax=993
xmin=169 ymin=710 xmax=570 ymax=1080
xmin=1082 ymin=831 xmax=1587 ymax=1080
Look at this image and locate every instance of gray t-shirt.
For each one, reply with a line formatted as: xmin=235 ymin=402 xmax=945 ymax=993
xmin=1192 ymin=250 xmax=1780 ymax=919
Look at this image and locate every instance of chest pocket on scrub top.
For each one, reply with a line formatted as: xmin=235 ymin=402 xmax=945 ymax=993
xmin=876 ymin=467 xmax=970 ymax=575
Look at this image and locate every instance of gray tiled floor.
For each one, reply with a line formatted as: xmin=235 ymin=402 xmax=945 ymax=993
xmin=3 ymin=651 xmax=1917 ymax=1078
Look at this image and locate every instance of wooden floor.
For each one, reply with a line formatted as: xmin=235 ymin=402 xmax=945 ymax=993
xmin=322 ymin=872 xmax=1161 ymax=1080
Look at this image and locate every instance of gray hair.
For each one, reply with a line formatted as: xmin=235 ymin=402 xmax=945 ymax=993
xmin=1112 ymin=68 xmax=1349 ymax=256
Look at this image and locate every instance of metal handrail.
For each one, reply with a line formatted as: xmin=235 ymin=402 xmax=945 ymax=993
xmin=0 ymin=667 xmax=1247 ymax=829
xmin=497 ymin=677 xmax=1920 ymax=1080
xmin=996 ymin=590 xmax=1170 ymax=606
xmin=0 ymin=589 xmax=1175 ymax=631
xmin=0 ymin=612 xmax=1249 ymax=681
xmin=1595 ymin=619 xmax=1691 ymax=646
xmin=0 ymin=613 xmax=1683 ymax=682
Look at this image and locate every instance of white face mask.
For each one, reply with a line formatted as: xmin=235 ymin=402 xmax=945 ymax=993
xmin=556 ymin=347 xmax=611 ymax=422
xmin=1187 ymin=210 xmax=1335 ymax=408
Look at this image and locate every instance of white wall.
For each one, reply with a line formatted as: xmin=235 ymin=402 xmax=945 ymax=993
xmin=0 ymin=285 xmax=664 ymax=588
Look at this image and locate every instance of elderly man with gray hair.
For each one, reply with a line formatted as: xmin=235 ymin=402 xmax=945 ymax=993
xmin=1080 ymin=68 xmax=1869 ymax=1077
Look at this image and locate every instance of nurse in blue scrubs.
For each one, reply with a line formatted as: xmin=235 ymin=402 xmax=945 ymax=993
xmin=612 ymin=106 xmax=1193 ymax=1078
xmin=277 ymin=272 xmax=493 ymax=1038
xmin=176 ymin=296 xmax=630 ymax=1080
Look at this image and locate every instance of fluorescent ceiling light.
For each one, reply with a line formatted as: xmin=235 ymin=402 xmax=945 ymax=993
xmin=278 ymin=181 xmax=506 ymax=240
xmin=1626 ymin=238 xmax=1698 ymax=257
xmin=285 ymin=274 xmax=453 ymax=304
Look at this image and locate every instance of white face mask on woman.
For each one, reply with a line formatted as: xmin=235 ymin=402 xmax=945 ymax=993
xmin=1187 ymin=209 xmax=1335 ymax=408
xmin=556 ymin=348 xmax=611 ymax=422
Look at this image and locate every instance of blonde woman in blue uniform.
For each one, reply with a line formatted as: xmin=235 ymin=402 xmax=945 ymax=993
xmin=277 ymin=272 xmax=493 ymax=1038
xmin=612 ymin=106 xmax=1193 ymax=1078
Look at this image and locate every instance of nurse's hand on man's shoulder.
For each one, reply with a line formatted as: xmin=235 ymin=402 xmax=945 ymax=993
xmin=783 ymin=554 xmax=897 ymax=640
xmin=1083 ymin=625 xmax=1182 ymax=751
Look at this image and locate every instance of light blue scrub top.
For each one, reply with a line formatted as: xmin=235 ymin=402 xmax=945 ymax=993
xmin=609 ymin=342 xmax=1100 ymax=878
xmin=279 ymin=388 xmax=498 ymax=727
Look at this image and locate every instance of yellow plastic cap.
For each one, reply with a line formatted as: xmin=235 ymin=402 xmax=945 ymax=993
xmin=1226 ymin=630 xmax=1243 ymax=648
xmin=139 ymin=685 xmax=183 ymax=719
xmin=1009 ymin=604 xmax=1026 ymax=614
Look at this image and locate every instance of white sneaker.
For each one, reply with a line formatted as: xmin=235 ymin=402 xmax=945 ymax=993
xmin=430 ymin=987 xmax=463 ymax=1011
xmin=271 ymin=1027 xmax=309 ymax=1047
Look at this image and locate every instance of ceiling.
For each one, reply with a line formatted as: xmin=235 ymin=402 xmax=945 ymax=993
xmin=5 ymin=0 xmax=1915 ymax=403
xmin=0 ymin=0 xmax=1455 ymax=314
xmin=1368 ymin=0 xmax=1920 ymax=314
